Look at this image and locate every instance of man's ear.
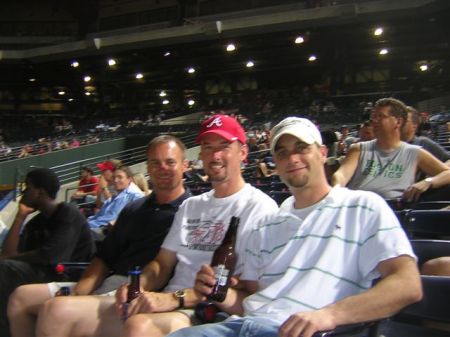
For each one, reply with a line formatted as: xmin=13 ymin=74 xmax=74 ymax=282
xmin=240 ymin=143 xmax=249 ymax=161
xmin=320 ymin=145 xmax=328 ymax=163
xmin=182 ymin=159 xmax=189 ymax=172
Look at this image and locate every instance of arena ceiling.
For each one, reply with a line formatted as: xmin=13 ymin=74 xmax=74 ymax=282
xmin=0 ymin=0 xmax=449 ymax=115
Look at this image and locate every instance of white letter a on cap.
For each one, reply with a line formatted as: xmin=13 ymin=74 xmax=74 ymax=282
xmin=207 ymin=117 xmax=223 ymax=128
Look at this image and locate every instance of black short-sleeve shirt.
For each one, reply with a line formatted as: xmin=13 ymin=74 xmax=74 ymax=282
xmin=18 ymin=203 xmax=95 ymax=264
xmin=96 ymin=190 xmax=191 ymax=276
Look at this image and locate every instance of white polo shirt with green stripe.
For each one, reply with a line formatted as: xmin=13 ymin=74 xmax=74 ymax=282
xmin=241 ymin=186 xmax=414 ymax=325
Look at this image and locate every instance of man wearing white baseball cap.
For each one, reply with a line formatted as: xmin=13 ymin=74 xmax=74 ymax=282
xmin=169 ymin=116 xmax=422 ymax=337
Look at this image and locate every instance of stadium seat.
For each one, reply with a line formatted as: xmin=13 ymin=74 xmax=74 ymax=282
xmin=380 ymin=276 xmax=450 ymax=337
xmin=410 ymin=239 xmax=450 ymax=267
xmin=404 ymin=210 xmax=450 ymax=239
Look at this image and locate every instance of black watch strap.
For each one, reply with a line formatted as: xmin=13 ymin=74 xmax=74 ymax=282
xmin=174 ymin=289 xmax=186 ymax=309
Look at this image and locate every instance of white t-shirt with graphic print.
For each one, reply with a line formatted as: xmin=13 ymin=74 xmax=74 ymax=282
xmin=162 ymin=183 xmax=278 ymax=292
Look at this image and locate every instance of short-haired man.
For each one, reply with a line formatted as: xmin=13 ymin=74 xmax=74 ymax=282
xmin=332 ymin=97 xmax=450 ymax=202
xmin=168 ymin=117 xmax=422 ymax=337
xmin=34 ymin=115 xmax=279 ymax=337
xmin=87 ymin=165 xmax=144 ymax=239
xmin=8 ymin=135 xmax=191 ymax=337
xmin=0 ymin=168 xmax=94 ymax=337
xmin=70 ymin=166 xmax=99 ymax=205
xmin=401 ymin=106 xmax=450 ymax=166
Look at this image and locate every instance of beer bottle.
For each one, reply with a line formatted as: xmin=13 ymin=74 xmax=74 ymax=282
xmin=122 ymin=266 xmax=141 ymax=320
xmin=208 ymin=216 xmax=239 ymax=302
xmin=127 ymin=266 xmax=141 ymax=303
xmin=194 ymin=302 xmax=218 ymax=323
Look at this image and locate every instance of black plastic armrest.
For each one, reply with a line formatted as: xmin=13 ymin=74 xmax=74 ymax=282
xmin=312 ymin=320 xmax=381 ymax=337
xmin=59 ymin=262 xmax=91 ymax=269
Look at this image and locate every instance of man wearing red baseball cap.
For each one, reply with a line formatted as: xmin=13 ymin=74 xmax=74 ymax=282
xmin=35 ymin=115 xmax=279 ymax=337
xmin=96 ymin=160 xmax=121 ymax=208
xmin=195 ymin=114 xmax=247 ymax=144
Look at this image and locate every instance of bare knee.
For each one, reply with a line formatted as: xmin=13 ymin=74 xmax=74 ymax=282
xmin=123 ymin=315 xmax=156 ymax=337
xmin=421 ymin=257 xmax=450 ymax=276
xmin=7 ymin=287 xmax=25 ymax=317
xmin=39 ymin=297 xmax=78 ymax=325
xmin=123 ymin=313 xmax=191 ymax=337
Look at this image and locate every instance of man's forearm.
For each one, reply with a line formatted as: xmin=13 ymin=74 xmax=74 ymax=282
xmin=331 ymin=171 xmax=346 ymax=187
xmin=428 ymin=169 xmax=450 ymax=189
xmin=322 ymin=258 xmax=422 ymax=326
xmin=73 ymin=258 xmax=110 ymax=295
xmin=140 ymin=261 xmax=171 ymax=291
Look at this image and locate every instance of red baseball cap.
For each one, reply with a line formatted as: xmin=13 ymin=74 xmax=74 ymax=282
xmin=96 ymin=161 xmax=115 ymax=172
xmin=196 ymin=114 xmax=246 ymax=144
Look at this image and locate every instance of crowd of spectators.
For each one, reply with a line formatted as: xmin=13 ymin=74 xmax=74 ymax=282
xmin=2 ymin=109 xmax=448 ymax=337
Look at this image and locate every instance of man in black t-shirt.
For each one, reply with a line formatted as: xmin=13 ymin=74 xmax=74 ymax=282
xmin=0 ymin=168 xmax=94 ymax=337
xmin=8 ymin=135 xmax=190 ymax=337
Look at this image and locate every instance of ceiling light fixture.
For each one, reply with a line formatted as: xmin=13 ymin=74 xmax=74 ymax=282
xmin=187 ymin=67 xmax=196 ymax=74
xmin=71 ymin=61 xmax=79 ymax=68
xmin=83 ymin=75 xmax=92 ymax=82
xmin=308 ymin=55 xmax=317 ymax=62
xmin=159 ymin=91 xmax=167 ymax=97
xmin=226 ymin=43 xmax=236 ymax=52
xmin=374 ymin=27 xmax=383 ymax=36
xmin=246 ymin=61 xmax=254 ymax=68
xmin=188 ymin=99 xmax=195 ymax=106
xmin=135 ymin=73 xmax=144 ymax=79
xmin=379 ymin=48 xmax=389 ymax=55
xmin=295 ymin=36 xmax=304 ymax=44
xmin=108 ymin=59 xmax=116 ymax=66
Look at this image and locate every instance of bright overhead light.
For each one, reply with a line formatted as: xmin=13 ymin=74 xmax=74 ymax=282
xmin=164 ymin=51 xmax=171 ymax=57
xmin=58 ymin=91 xmax=66 ymax=95
xmin=187 ymin=67 xmax=196 ymax=74
xmin=295 ymin=36 xmax=304 ymax=44
xmin=135 ymin=73 xmax=144 ymax=79
xmin=162 ymin=100 xmax=170 ymax=105
xmin=85 ymin=92 xmax=91 ymax=96
xmin=188 ymin=99 xmax=195 ymax=106
xmin=226 ymin=43 xmax=236 ymax=52
xmin=374 ymin=27 xmax=383 ymax=36
xmin=83 ymin=75 xmax=92 ymax=82
xmin=108 ymin=59 xmax=116 ymax=66
xmin=71 ymin=61 xmax=79 ymax=68
xmin=419 ymin=64 xmax=428 ymax=71
xmin=29 ymin=78 xmax=36 ymax=82
xmin=308 ymin=55 xmax=317 ymax=62
xmin=159 ymin=91 xmax=167 ymax=97
xmin=68 ymin=98 xmax=74 ymax=102
xmin=379 ymin=48 xmax=389 ymax=55
xmin=246 ymin=61 xmax=254 ymax=68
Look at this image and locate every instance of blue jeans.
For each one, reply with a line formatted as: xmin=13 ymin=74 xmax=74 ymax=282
xmin=168 ymin=317 xmax=279 ymax=337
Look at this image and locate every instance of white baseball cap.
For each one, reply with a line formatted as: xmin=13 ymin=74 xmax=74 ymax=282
xmin=270 ymin=117 xmax=322 ymax=153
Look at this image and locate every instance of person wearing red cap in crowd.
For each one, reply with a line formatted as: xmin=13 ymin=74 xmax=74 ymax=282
xmin=33 ymin=115 xmax=279 ymax=337
xmin=96 ymin=159 xmax=121 ymax=208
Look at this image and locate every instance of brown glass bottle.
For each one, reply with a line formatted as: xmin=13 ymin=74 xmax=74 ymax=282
xmin=127 ymin=266 xmax=141 ymax=303
xmin=208 ymin=216 xmax=239 ymax=302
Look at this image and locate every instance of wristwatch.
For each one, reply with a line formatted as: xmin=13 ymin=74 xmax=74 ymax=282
xmin=424 ymin=177 xmax=433 ymax=187
xmin=173 ymin=289 xmax=186 ymax=309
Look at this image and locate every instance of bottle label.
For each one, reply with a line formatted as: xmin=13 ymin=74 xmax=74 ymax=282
xmin=213 ymin=264 xmax=230 ymax=286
